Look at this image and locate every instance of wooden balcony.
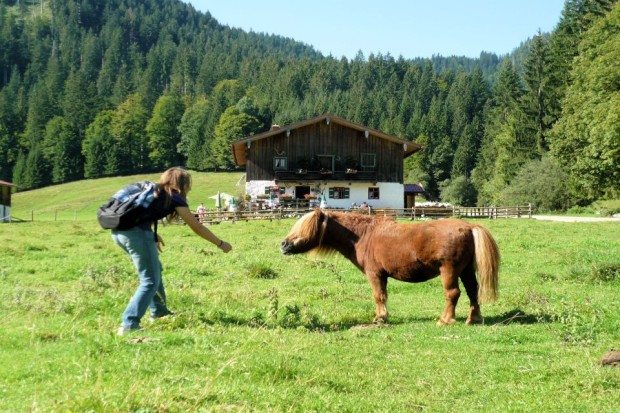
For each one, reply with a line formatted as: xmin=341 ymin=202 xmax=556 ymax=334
xmin=274 ymin=170 xmax=377 ymax=182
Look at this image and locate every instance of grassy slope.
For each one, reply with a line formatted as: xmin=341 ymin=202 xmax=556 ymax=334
xmin=11 ymin=171 xmax=246 ymax=221
xmin=1 ymin=210 xmax=619 ymax=410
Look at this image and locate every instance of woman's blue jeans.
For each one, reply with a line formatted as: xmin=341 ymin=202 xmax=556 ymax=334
xmin=112 ymin=227 xmax=169 ymax=329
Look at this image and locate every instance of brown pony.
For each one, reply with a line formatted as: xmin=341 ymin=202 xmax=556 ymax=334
xmin=281 ymin=210 xmax=500 ymax=325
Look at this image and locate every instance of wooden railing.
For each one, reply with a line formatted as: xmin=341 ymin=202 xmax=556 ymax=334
xmin=195 ymin=205 xmax=533 ymax=224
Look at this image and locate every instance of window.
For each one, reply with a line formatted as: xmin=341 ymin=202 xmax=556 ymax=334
xmin=360 ymin=153 xmax=376 ymax=169
xmin=329 ymin=187 xmax=350 ymax=199
xmin=317 ymin=155 xmax=335 ymax=172
xmin=273 ymin=157 xmax=288 ymax=170
xmin=264 ymin=186 xmax=285 ymax=196
xmin=368 ymin=187 xmax=380 ymax=199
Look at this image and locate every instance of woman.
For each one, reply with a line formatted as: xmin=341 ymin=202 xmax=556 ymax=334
xmin=112 ymin=167 xmax=232 ymax=335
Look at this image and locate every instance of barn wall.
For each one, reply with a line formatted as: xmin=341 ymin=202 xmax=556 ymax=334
xmin=246 ymin=122 xmax=403 ymax=182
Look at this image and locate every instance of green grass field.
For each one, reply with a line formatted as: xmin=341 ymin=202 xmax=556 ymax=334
xmin=11 ymin=171 xmax=246 ymax=221
xmin=2 ymin=175 xmax=619 ymax=411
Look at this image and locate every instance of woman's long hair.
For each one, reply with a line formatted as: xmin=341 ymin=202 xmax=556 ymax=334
xmin=157 ymin=167 xmax=192 ymax=221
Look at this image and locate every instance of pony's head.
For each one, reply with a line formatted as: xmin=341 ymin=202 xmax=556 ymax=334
xmin=281 ymin=209 xmax=328 ymax=255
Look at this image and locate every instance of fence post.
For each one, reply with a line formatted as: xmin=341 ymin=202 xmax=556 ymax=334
xmin=528 ymin=203 xmax=532 ymax=218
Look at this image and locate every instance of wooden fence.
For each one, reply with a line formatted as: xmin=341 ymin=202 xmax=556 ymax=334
xmin=15 ymin=205 xmax=532 ymax=223
xmin=197 ymin=205 xmax=533 ymax=224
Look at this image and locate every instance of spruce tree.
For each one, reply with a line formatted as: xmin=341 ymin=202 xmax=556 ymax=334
xmin=83 ymin=110 xmax=114 ymax=179
xmin=146 ymin=93 xmax=185 ymax=169
xmin=522 ymin=31 xmax=552 ymax=153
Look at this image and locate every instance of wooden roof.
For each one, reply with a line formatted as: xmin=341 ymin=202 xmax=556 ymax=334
xmin=232 ymin=114 xmax=422 ymax=166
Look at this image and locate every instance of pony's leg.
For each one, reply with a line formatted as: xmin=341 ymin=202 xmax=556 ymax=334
xmin=460 ymin=264 xmax=483 ymax=325
xmin=438 ymin=265 xmax=460 ymax=325
xmin=366 ymin=273 xmax=388 ymax=323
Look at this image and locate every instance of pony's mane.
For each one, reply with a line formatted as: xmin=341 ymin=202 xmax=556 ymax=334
xmin=313 ymin=211 xmax=390 ymax=256
xmin=290 ymin=210 xmax=324 ymax=241
xmin=289 ymin=210 xmax=396 ymax=256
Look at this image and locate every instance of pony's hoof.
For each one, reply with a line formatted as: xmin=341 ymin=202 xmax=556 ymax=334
xmin=373 ymin=316 xmax=387 ymax=324
xmin=437 ymin=317 xmax=456 ymax=326
xmin=466 ymin=317 xmax=483 ymax=325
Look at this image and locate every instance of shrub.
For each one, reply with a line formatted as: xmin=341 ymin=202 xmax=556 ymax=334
xmin=497 ymin=156 xmax=573 ymax=211
xmin=439 ymin=176 xmax=477 ymax=206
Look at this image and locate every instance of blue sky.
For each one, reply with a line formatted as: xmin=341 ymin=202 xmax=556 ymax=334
xmin=185 ymin=0 xmax=565 ymax=59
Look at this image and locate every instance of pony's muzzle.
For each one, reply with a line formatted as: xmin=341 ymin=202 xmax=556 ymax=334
xmin=280 ymin=240 xmax=293 ymax=254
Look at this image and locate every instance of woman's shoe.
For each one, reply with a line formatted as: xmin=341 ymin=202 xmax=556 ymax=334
xmin=149 ymin=310 xmax=174 ymax=323
xmin=117 ymin=325 xmax=142 ymax=336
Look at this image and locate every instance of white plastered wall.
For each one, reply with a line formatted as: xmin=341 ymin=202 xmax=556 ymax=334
xmin=246 ymin=180 xmax=404 ymax=209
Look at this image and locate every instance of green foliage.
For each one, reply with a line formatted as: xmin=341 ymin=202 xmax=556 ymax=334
xmin=496 ymin=157 xmax=572 ymax=211
xmin=0 ymin=0 xmax=616 ymax=213
xmin=82 ymin=110 xmax=114 ymax=178
xmin=550 ymin=3 xmax=620 ymax=201
xmin=591 ymin=199 xmax=620 ymax=216
xmin=146 ymin=93 xmax=185 ymax=169
xmin=522 ymin=31 xmax=553 ymax=153
xmin=211 ymin=104 xmax=264 ymax=170
xmin=439 ymin=175 xmax=477 ymax=206
xmin=110 ymin=94 xmax=149 ymax=174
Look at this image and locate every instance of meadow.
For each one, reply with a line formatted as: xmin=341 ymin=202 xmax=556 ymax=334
xmin=2 ymin=173 xmax=619 ymax=411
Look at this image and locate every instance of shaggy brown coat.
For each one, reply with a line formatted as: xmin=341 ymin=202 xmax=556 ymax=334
xmin=281 ymin=210 xmax=500 ymax=324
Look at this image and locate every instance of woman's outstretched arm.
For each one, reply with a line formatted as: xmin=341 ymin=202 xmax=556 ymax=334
xmin=176 ymin=206 xmax=232 ymax=252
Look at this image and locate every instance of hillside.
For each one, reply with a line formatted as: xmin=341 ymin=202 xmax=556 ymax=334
xmin=11 ymin=171 xmax=245 ymax=220
xmin=1 ymin=0 xmax=617 ymax=209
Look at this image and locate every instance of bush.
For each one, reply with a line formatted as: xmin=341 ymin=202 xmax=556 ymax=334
xmin=497 ymin=157 xmax=573 ymax=211
xmin=439 ymin=176 xmax=476 ymax=206
xmin=591 ymin=199 xmax=620 ymax=217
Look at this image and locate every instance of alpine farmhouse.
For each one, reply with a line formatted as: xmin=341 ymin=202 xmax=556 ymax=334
xmin=232 ymin=114 xmax=423 ymax=209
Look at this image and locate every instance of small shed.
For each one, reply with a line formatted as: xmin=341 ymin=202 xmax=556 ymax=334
xmin=0 ymin=180 xmax=15 ymax=222
xmin=404 ymin=183 xmax=425 ymax=208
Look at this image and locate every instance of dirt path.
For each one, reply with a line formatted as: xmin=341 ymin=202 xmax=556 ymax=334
xmin=530 ymin=215 xmax=620 ymax=223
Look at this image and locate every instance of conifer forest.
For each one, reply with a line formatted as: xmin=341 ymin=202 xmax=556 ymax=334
xmin=0 ymin=0 xmax=618 ymax=209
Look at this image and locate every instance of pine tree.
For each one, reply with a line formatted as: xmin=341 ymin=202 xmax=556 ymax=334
xmin=178 ymin=97 xmax=211 ymax=170
xmin=43 ymin=116 xmax=82 ymax=183
xmin=83 ymin=110 xmax=114 ymax=179
xmin=522 ymin=31 xmax=552 ymax=153
xmin=146 ymin=93 xmax=185 ymax=169
xmin=23 ymin=143 xmax=51 ymax=190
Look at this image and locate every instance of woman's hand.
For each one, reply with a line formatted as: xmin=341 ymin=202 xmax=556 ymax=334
xmin=156 ymin=234 xmax=165 ymax=252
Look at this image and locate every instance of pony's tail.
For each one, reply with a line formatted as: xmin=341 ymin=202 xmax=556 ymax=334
xmin=472 ymin=225 xmax=500 ymax=303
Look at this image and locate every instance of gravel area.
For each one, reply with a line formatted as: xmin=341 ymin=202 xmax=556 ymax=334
xmin=530 ymin=215 xmax=620 ymax=223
